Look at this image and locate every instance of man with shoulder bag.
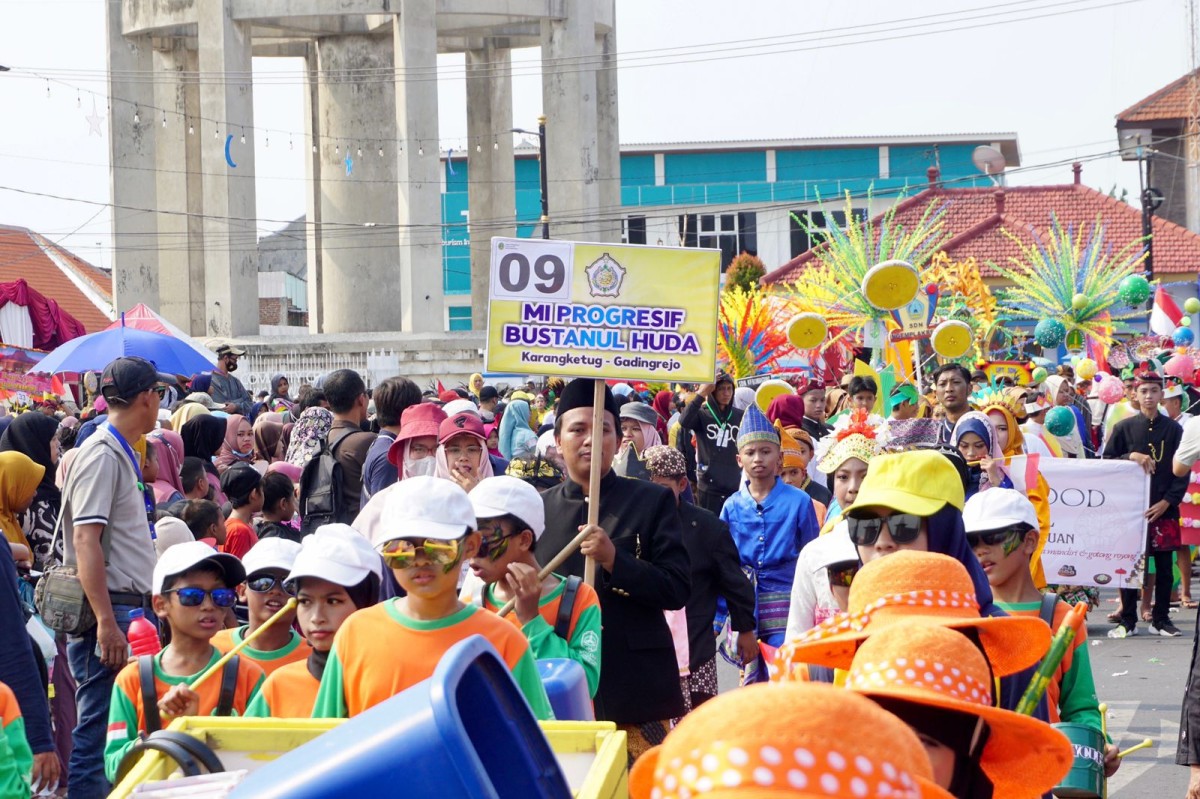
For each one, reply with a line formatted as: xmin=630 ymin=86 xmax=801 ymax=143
xmin=53 ymin=357 xmax=169 ymax=798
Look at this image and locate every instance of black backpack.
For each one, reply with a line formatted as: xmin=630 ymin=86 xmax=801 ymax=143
xmin=298 ymin=431 xmax=353 ymax=535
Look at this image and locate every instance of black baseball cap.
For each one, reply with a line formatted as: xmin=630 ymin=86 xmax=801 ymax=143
xmin=220 ymin=462 xmax=262 ymax=501
xmin=479 ymin=385 xmax=499 ymax=402
xmin=100 ymin=357 xmax=175 ymax=401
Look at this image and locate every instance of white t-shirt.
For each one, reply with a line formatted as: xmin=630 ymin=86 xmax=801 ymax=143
xmin=1177 ymin=415 xmax=1200 ymax=469
xmin=784 ymin=525 xmax=857 ymax=641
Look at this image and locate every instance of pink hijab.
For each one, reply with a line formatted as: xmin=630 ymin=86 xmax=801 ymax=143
xmin=435 ymin=431 xmax=495 ymax=483
xmin=148 ymin=430 xmax=187 ymax=504
xmin=215 ymin=414 xmax=255 ymax=473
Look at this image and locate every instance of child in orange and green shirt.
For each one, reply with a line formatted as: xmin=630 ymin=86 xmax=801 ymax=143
xmin=246 ymin=524 xmax=381 ymax=718
xmin=104 ymin=542 xmax=264 ymax=782
xmin=964 ymin=488 xmax=1119 ymax=778
xmin=0 ymin=680 xmax=32 ymax=799
xmin=312 ymin=476 xmax=553 ymax=720
xmin=461 ymin=476 xmax=601 ymax=697
xmin=212 ymin=537 xmax=309 ymax=677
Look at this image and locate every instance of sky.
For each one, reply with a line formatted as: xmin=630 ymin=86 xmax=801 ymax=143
xmin=0 ymin=0 xmax=1191 ymax=270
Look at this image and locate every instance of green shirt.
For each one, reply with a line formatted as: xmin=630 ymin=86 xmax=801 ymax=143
xmin=996 ymin=599 xmax=1105 ymax=738
xmin=0 ymin=697 xmax=31 ymax=799
xmin=480 ymin=576 xmax=602 ymax=698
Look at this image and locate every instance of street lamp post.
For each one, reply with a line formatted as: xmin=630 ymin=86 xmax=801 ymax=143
xmin=511 ymin=116 xmax=549 ymax=240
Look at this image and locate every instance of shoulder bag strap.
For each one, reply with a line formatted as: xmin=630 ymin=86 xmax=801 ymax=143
xmin=139 ymin=655 xmax=162 ymax=734
xmin=215 ymin=654 xmax=240 ymax=716
xmin=1038 ymin=593 xmax=1059 ymax=627
xmin=554 ymin=576 xmax=583 ymax=641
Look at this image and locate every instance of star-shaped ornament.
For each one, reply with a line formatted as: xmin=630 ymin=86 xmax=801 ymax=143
xmin=86 ymin=99 xmax=104 ymax=137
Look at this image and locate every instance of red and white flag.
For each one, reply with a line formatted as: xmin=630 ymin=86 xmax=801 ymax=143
xmin=1150 ymin=287 xmax=1183 ymax=336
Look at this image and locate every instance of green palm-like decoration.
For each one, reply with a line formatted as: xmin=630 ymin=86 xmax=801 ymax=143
xmin=992 ymin=215 xmax=1147 ymax=349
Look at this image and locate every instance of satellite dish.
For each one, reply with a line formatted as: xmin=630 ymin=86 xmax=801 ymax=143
xmin=972 ymin=146 xmax=1007 ymax=181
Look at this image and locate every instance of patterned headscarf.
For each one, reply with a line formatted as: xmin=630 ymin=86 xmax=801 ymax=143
xmin=285 ymin=407 xmax=334 ymax=468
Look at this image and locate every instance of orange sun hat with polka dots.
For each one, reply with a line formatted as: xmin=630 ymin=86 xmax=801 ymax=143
xmin=845 ymin=622 xmax=1073 ymax=798
xmin=774 ymin=551 xmax=1050 ymax=678
xmin=629 ymin=681 xmax=954 ymax=799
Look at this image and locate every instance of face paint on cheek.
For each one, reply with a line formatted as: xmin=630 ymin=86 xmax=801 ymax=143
xmin=1001 ymin=533 xmax=1022 ymax=558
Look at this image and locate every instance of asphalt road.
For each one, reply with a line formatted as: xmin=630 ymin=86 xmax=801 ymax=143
xmin=714 ymin=588 xmax=1197 ymax=797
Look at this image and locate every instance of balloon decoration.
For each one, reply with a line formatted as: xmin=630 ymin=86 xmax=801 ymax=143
xmin=1075 ymin=358 xmax=1098 ymax=380
xmin=861 ymin=260 xmax=920 ymax=311
xmin=754 ymin=379 xmax=795 ymax=414
xmin=1117 ymin=274 xmax=1152 ymax=306
xmin=786 ymin=313 xmax=828 ymax=351
xmin=1097 ymin=377 xmax=1125 ymax=404
xmin=1175 ymin=326 xmax=1196 ymax=347
xmin=994 ymin=218 xmax=1149 ymax=356
xmin=1033 ymin=318 xmax=1067 ymax=348
xmin=1186 ymin=297 xmax=1200 ymax=315
xmin=930 ymin=320 xmax=973 ymax=359
xmin=1031 ymin=366 xmax=1048 ymax=384
xmin=1166 ymin=354 xmax=1195 ymax=379
xmin=1044 ymin=406 xmax=1076 ymax=437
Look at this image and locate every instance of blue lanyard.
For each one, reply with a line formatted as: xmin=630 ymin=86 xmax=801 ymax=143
xmin=103 ymin=423 xmax=157 ymax=539
xmin=103 ymin=422 xmax=143 ymax=486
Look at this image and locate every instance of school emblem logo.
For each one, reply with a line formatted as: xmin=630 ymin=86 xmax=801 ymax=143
xmin=580 ymin=630 xmax=600 ymax=652
xmin=585 ymin=253 xmax=626 ymax=298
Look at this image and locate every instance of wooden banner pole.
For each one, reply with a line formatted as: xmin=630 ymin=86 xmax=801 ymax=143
xmin=584 ymin=379 xmax=604 ymax=586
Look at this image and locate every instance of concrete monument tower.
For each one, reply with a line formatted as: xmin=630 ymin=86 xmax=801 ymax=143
xmin=106 ymin=0 xmax=619 ymax=337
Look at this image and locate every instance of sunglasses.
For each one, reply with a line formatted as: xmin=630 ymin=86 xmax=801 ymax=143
xmin=846 ymin=512 xmax=926 ymax=546
xmin=246 ymin=575 xmax=295 ymax=595
xmin=163 ymin=587 xmax=237 ymax=608
xmin=379 ymin=537 xmax=463 ymax=569
xmin=965 ymin=528 xmax=1025 ymax=549
xmin=826 ymin=560 xmax=860 ymax=588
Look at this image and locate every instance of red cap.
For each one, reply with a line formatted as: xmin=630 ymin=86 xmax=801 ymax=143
xmin=388 ymin=403 xmax=447 ymax=467
xmin=439 ymin=412 xmax=487 ymax=445
xmin=438 ymin=390 xmax=460 ymax=404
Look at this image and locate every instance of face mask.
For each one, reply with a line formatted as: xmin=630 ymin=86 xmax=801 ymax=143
xmin=404 ymin=454 xmax=437 ymax=478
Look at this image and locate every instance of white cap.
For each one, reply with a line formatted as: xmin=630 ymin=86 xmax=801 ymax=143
xmin=537 ymin=429 xmax=557 ymax=457
xmin=806 ymin=527 xmax=859 ymax=572
xmin=442 ymin=399 xmax=480 ymax=419
xmin=1164 ymin=384 xmax=1185 ymax=400
xmin=241 ymin=537 xmax=302 ymax=578
xmin=287 ymin=532 xmax=376 ymax=590
xmin=962 ymin=488 xmax=1040 ymax=533
xmin=152 ymin=541 xmax=245 ymax=596
xmin=153 ymin=516 xmax=195 ymax=558
xmin=311 ymin=523 xmax=383 ymax=579
xmin=376 ymin=475 xmax=475 ymax=545
xmin=468 ymin=476 xmax=546 ymax=540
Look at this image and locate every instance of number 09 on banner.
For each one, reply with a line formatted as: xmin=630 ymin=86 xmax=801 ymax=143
xmin=485 ymin=237 xmax=721 ymax=383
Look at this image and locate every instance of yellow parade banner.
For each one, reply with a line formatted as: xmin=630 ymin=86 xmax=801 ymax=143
xmin=485 ymin=237 xmax=721 ymax=383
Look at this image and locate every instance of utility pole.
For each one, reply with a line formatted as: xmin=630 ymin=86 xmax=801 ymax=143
xmin=510 ymin=116 xmax=549 ymax=240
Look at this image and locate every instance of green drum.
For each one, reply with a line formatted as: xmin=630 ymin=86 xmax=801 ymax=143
xmin=1053 ymin=723 xmax=1105 ymax=798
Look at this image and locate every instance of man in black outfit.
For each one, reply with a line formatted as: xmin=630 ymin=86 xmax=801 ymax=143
xmin=678 ymin=373 xmax=743 ymax=513
xmin=643 ymin=444 xmax=757 ymax=708
xmin=1103 ymin=362 xmax=1187 ymax=638
xmin=539 ymin=379 xmax=691 ymax=762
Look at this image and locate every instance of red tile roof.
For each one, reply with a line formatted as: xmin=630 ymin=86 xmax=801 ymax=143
xmin=0 ymin=225 xmax=114 ymax=333
xmin=1116 ymin=69 xmax=1200 ymax=125
xmin=762 ymin=168 xmax=1200 ymax=284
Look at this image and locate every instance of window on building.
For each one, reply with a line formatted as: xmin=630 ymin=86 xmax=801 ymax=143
xmin=448 ymin=306 xmax=473 ymax=332
xmin=789 ymin=208 xmax=867 ymax=257
xmin=624 ymin=215 xmax=647 ymax=245
xmin=678 ymin=211 xmax=757 ymax=268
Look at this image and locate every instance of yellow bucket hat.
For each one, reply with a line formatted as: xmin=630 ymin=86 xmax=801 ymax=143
xmin=847 ymin=449 xmax=965 ymax=516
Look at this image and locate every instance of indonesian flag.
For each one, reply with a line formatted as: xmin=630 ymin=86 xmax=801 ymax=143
xmin=1150 ymin=287 xmax=1183 ymax=336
